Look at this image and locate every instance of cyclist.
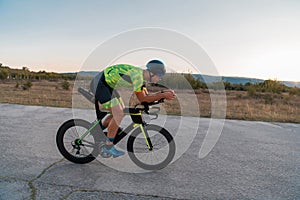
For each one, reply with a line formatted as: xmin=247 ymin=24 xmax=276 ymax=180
xmin=90 ymin=60 xmax=176 ymax=157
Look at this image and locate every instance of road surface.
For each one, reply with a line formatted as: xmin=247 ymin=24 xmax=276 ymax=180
xmin=0 ymin=103 xmax=299 ymax=199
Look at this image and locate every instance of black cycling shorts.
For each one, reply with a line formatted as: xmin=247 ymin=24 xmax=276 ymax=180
xmin=90 ymin=71 xmax=121 ymax=109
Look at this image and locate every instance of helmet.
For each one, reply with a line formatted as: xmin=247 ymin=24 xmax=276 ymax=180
xmin=146 ymin=60 xmax=166 ymax=78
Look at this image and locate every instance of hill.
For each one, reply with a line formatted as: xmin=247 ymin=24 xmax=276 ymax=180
xmin=192 ymin=74 xmax=300 ymax=88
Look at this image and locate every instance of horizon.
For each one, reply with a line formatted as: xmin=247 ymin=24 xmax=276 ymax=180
xmin=1 ymin=1 xmax=300 ymax=82
xmin=2 ymin=63 xmax=299 ymax=84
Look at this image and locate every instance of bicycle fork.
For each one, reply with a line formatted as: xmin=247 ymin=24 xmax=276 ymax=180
xmin=134 ymin=124 xmax=153 ymax=151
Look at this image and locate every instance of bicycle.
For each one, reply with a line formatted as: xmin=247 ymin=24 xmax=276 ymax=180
xmin=56 ymin=87 xmax=176 ymax=170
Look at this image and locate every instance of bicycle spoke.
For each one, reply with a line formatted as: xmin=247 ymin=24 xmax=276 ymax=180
xmin=79 ymin=147 xmax=89 ymax=156
xmin=82 ymin=139 xmax=95 ymax=146
xmin=82 ymin=144 xmax=94 ymax=148
xmin=63 ymin=139 xmax=73 ymax=144
xmin=70 ymin=127 xmax=80 ymax=138
xmin=64 ymin=133 xmax=75 ymax=140
xmin=69 ymin=146 xmax=76 ymax=154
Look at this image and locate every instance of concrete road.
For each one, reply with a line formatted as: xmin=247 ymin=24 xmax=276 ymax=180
xmin=0 ymin=103 xmax=299 ymax=199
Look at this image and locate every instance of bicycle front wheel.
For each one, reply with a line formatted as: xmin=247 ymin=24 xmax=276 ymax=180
xmin=127 ymin=124 xmax=175 ymax=170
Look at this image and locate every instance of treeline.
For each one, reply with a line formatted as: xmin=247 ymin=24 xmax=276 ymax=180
xmin=0 ymin=64 xmax=76 ymax=81
xmin=160 ymin=73 xmax=300 ymax=96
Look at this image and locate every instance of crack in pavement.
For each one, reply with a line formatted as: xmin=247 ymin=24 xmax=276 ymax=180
xmin=30 ymin=179 xmax=182 ymax=200
xmin=0 ymin=158 xmax=64 ymax=200
xmin=60 ymin=189 xmax=182 ymax=200
xmin=0 ymin=175 xmax=29 ymax=182
xmin=28 ymin=158 xmax=64 ymax=200
xmin=1 ymin=159 xmax=181 ymax=200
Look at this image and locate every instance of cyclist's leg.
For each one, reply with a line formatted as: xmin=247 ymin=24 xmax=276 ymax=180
xmin=101 ymin=99 xmax=125 ymax=157
xmin=102 ymin=90 xmax=124 ymax=142
xmin=94 ymin=74 xmax=124 ymax=129
xmin=102 ymin=114 xmax=113 ymax=128
xmin=107 ymin=103 xmax=124 ymax=140
xmin=100 ymin=89 xmax=124 ymax=131
xmin=96 ymin=85 xmax=125 ymax=156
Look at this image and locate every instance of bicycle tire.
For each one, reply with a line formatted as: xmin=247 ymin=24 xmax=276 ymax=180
xmin=127 ymin=124 xmax=175 ymax=170
xmin=56 ymin=119 xmax=101 ymax=164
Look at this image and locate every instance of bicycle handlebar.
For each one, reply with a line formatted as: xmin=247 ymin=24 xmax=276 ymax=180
xmin=134 ymin=99 xmax=165 ymax=114
xmin=141 ymin=98 xmax=164 ymax=107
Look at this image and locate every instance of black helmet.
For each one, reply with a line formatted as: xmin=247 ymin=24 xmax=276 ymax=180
xmin=146 ymin=60 xmax=166 ymax=78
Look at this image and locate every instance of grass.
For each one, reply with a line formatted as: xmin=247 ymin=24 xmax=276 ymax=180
xmin=0 ymin=80 xmax=299 ymax=123
xmin=0 ymin=80 xmax=72 ymax=107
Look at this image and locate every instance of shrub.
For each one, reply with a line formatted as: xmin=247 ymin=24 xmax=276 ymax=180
xmin=0 ymin=69 xmax=8 ymax=80
xmin=22 ymin=81 xmax=32 ymax=90
xmin=259 ymin=79 xmax=286 ymax=94
xmin=61 ymin=80 xmax=70 ymax=90
xmin=247 ymin=86 xmax=256 ymax=97
xmin=236 ymin=93 xmax=243 ymax=99
xmin=264 ymin=94 xmax=274 ymax=104
xmin=288 ymin=87 xmax=300 ymax=96
xmin=283 ymin=95 xmax=291 ymax=104
xmin=223 ymin=81 xmax=232 ymax=90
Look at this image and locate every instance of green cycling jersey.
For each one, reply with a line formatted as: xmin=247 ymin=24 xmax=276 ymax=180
xmin=104 ymin=64 xmax=144 ymax=92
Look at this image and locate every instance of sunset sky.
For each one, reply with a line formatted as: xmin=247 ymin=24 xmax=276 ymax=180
xmin=0 ymin=0 xmax=299 ymax=81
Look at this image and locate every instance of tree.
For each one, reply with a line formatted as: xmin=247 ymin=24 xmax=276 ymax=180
xmin=22 ymin=67 xmax=29 ymax=71
xmin=260 ymin=79 xmax=286 ymax=94
xmin=223 ymin=81 xmax=232 ymax=90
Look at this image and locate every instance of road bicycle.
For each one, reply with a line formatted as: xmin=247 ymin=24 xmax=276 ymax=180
xmin=56 ymin=87 xmax=176 ymax=170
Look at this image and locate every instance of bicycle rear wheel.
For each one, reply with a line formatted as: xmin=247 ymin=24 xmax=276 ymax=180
xmin=56 ymin=119 xmax=101 ymax=164
xmin=127 ymin=124 xmax=175 ymax=170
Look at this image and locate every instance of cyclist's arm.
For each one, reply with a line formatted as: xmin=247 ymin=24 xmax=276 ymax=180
xmin=135 ymin=89 xmax=175 ymax=103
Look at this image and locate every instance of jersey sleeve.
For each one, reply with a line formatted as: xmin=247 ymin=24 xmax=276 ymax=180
xmin=130 ymin=69 xmax=144 ymax=92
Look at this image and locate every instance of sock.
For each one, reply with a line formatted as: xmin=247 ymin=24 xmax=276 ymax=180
xmin=105 ymin=138 xmax=114 ymax=149
xmin=107 ymin=137 xmax=114 ymax=142
xmin=105 ymin=144 xmax=113 ymax=150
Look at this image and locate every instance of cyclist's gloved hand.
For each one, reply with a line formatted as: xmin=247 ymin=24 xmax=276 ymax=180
xmin=162 ymin=89 xmax=176 ymax=100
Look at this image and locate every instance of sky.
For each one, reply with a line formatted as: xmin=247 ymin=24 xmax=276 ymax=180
xmin=0 ymin=0 xmax=300 ymax=81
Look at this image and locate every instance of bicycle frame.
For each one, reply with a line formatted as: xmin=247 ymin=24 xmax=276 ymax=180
xmin=77 ymin=116 xmax=153 ymax=150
